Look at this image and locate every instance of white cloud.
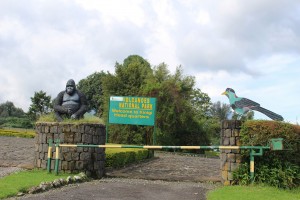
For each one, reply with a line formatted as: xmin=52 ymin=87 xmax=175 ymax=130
xmin=0 ymin=0 xmax=299 ymax=123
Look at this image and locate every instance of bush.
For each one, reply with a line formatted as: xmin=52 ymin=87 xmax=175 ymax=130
xmin=105 ymin=149 xmax=153 ymax=168
xmin=0 ymin=117 xmax=34 ymax=129
xmin=233 ymin=120 xmax=300 ymax=189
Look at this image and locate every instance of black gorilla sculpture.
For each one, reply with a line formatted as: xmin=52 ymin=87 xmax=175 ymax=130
xmin=53 ymin=79 xmax=88 ymax=122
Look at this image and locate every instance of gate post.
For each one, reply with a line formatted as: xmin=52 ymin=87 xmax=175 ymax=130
xmin=35 ymin=122 xmax=106 ymax=178
xmin=220 ymin=120 xmax=242 ymax=185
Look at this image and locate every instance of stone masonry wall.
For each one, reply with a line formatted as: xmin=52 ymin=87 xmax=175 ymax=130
xmin=220 ymin=120 xmax=242 ymax=185
xmin=35 ymin=122 xmax=106 ymax=178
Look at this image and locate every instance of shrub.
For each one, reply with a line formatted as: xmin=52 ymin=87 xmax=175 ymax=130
xmin=233 ymin=120 xmax=300 ymax=189
xmin=105 ymin=149 xmax=153 ymax=168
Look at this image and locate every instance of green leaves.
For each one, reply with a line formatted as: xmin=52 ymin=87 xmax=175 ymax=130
xmin=28 ymin=90 xmax=52 ymax=121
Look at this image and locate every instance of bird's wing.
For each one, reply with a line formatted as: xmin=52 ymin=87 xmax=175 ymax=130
xmin=234 ymin=97 xmax=260 ymax=108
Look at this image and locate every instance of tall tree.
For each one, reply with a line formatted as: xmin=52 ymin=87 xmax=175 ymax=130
xmin=77 ymin=71 xmax=107 ymax=117
xmin=102 ymin=55 xmax=153 ymax=144
xmin=209 ymin=101 xmax=232 ymax=120
xmin=28 ymin=90 xmax=52 ymax=120
xmin=0 ymin=101 xmax=25 ymax=117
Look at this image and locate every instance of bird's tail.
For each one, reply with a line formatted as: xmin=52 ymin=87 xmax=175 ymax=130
xmin=252 ymin=106 xmax=284 ymax=121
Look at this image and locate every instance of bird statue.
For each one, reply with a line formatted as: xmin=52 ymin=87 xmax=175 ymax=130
xmin=222 ymin=88 xmax=284 ymax=121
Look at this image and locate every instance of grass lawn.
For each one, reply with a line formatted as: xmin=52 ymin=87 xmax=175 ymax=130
xmin=0 ymin=169 xmax=71 ymax=199
xmin=207 ymin=185 xmax=300 ymax=200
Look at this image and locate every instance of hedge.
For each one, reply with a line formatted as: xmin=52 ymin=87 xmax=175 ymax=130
xmin=105 ymin=148 xmax=154 ymax=168
xmin=234 ymin=120 xmax=300 ymax=188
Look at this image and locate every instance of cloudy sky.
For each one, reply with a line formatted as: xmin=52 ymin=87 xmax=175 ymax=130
xmin=0 ymin=0 xmax=299 ymax=124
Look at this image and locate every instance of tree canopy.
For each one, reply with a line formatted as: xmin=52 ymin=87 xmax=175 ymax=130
xmin=28 ymin=90 xmax=52 ymax=120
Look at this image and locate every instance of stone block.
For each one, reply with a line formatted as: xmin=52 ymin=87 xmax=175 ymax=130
xmin=71 ymin=152 xmax=80 ymax=161
xmin=228 ymin=172 xmax=233 ymax=180
xmin=69 ymin=161 xmax=75 ymax=170
xmin=50 ymin=125 xmax=58 ymax=134
xmin=221 ymin=170 xmax=228 ymax=180
xmin=93 ymin=136 xmax=99 ymax=144
xmin=64 ymin=132 xmax=74 ymax=143
xmin=227 ymin=153 xmax=236 ymax=162
xmin=223 ymin=138 xmax=230 ymax=145
xmin=45 ymin=126 xmax=50 ymax=133
xmin=71 ymin=125 xmax=77 ymax=132
xmin=61 ymin=161 xmax=68 ymax=170
xmin=63 ymin=125 xmax=71 ymax=132
xmin=224 ymin=129 xmax=232 ymax=137
xmin=80 ymin=152 xmax=91 ymax=161
xmin=230 ymin=162 xmax=239 ymax=172
xmin=235 ymin=154 xmax=242 ymax=163
xmin=76 ymin=161 xmax=83 ymax=169
xmin=233 ymin=129 xmax=240 ymax=137
xmin=221 ymin=162 xmax=230 ymax=171
xmin=74 ymin=132 xmax=82 ymax=143
xmin=229 ymin=137 xmax=236 ymax=145
xmin=63 ymin=152 xmax=72 ymax=161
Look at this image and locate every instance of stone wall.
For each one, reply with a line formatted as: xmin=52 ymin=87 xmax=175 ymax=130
xmin=220 ymin=120 xmax=242 ymax=185
xmin=35 ymin=122 xmax=106 ymax=178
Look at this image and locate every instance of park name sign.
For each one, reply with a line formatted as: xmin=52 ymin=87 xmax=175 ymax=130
xmin=109 ymin=96 xmax=156 ymax=126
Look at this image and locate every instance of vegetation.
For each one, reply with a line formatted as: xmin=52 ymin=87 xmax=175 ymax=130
xmin=207 ymin=185 xmax=300 ymax=200
xmin=105 ymin=147 xmax=153 ymax=168
xmin=233 ymin=120 xmax=300 ymax=188
xmin=37 ymin=113 xmax=104 ymax=124
xmin=0 ymin=128 xmax=35 ymax=138
xmin=0 ymin=169 xmax=70 ymax=199
xmin=28 ymin=90 xmax=52 ymax=121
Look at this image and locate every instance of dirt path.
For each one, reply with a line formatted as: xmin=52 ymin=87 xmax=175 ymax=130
xmin=1 ymin=136 xmax=221 ymax=199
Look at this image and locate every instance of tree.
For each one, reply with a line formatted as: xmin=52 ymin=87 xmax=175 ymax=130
xmin=102 ymin=55 xmax=153 ymax=144
xmin=209 ymin=101 xmax=232 ymax=120
xmin=28 ymin=90 xmax=52 ymax=120
xmin=0 ymin=101 xmax=25 ymax=117
xmin=77 ymin=71 xmax=107 ymax=117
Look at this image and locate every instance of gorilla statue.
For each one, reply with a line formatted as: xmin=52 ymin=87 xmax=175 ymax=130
xmin=54 ymin=79 xmax=88 ymax=122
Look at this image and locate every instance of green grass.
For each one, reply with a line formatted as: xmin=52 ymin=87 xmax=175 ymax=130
xmin=37 ymin=113 xmax=104 ymax=124
xmin=207 ymin=185 xmax=300 ymax=200
xmin=0 ymin=169 xmax=70 ymax=199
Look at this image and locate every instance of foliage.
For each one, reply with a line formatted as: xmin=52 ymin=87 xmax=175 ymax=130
xmin=207 ymin=185 xmax=300 ymax=200
xmin=105 ymin=148 xmax=153 ymax=168
xmin=77 ymin=71 xmax=107 ymax=117
xmin=240 ymin=120 xmax=300 ymax=165
xmin=0 ymin=169 xmax=70 ymax=199
xmin=28 ymin=90 xmax=52 ymax=121
xmin=209 ymin=101 xmax=232 ymax=120
xmin=0 ymin=128 xmax=35 ymax=138
xmin=0 ymin=101 xmax=25 ymax=118
xmin=233 ymin=120 xmax=300 ymax=188
xmin=141 ymin=64 xmax=211 ymax=146
xmin=76 ymin=55 xmax=217 ymax=146
xmin=0 ymin=117 xmax=34 ymax=129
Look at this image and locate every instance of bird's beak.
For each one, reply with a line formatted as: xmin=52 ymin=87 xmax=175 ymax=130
xmin=221 ymin=91 xmax=227 ymax=95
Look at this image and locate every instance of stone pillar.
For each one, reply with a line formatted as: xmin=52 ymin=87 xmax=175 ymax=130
xmin=220 ymin=120 xmax=242 ymax=185
xmin=34 ymin=122 xmax=106 ymax=178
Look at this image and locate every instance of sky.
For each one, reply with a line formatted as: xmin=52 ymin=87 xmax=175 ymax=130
xmin=0 ymin=0 xmax=299 ymax=124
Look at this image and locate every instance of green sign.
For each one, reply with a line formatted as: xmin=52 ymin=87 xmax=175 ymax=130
xmin=109 ymin=96 xmax=156 ymax=126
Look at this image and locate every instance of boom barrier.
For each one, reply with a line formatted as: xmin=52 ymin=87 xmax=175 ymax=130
xmin=47 ymin=138 xmax=284 ymax=183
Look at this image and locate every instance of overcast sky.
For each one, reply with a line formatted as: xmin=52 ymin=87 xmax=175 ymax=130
xmin=0 ymin=0 xmax=299 ymax=124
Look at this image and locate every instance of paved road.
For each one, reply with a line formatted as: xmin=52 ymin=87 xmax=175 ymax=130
xmin=1 ymin=136 xmax=221 ymax=199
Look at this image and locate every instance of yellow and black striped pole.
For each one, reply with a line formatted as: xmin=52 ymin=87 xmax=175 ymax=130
xmin=250 ymin=149 xmax=255 ymax=182
xmin=47 ymin=139 xmax=53 ymax=173
xmin=54 ymin=139 xmax=60 ymax=175
xmin=53 ymin=142 xmax=269 ymax=181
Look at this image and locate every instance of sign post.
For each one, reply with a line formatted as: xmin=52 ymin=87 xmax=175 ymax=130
xmin=108 ymin=96 xmax=157 ymax=144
